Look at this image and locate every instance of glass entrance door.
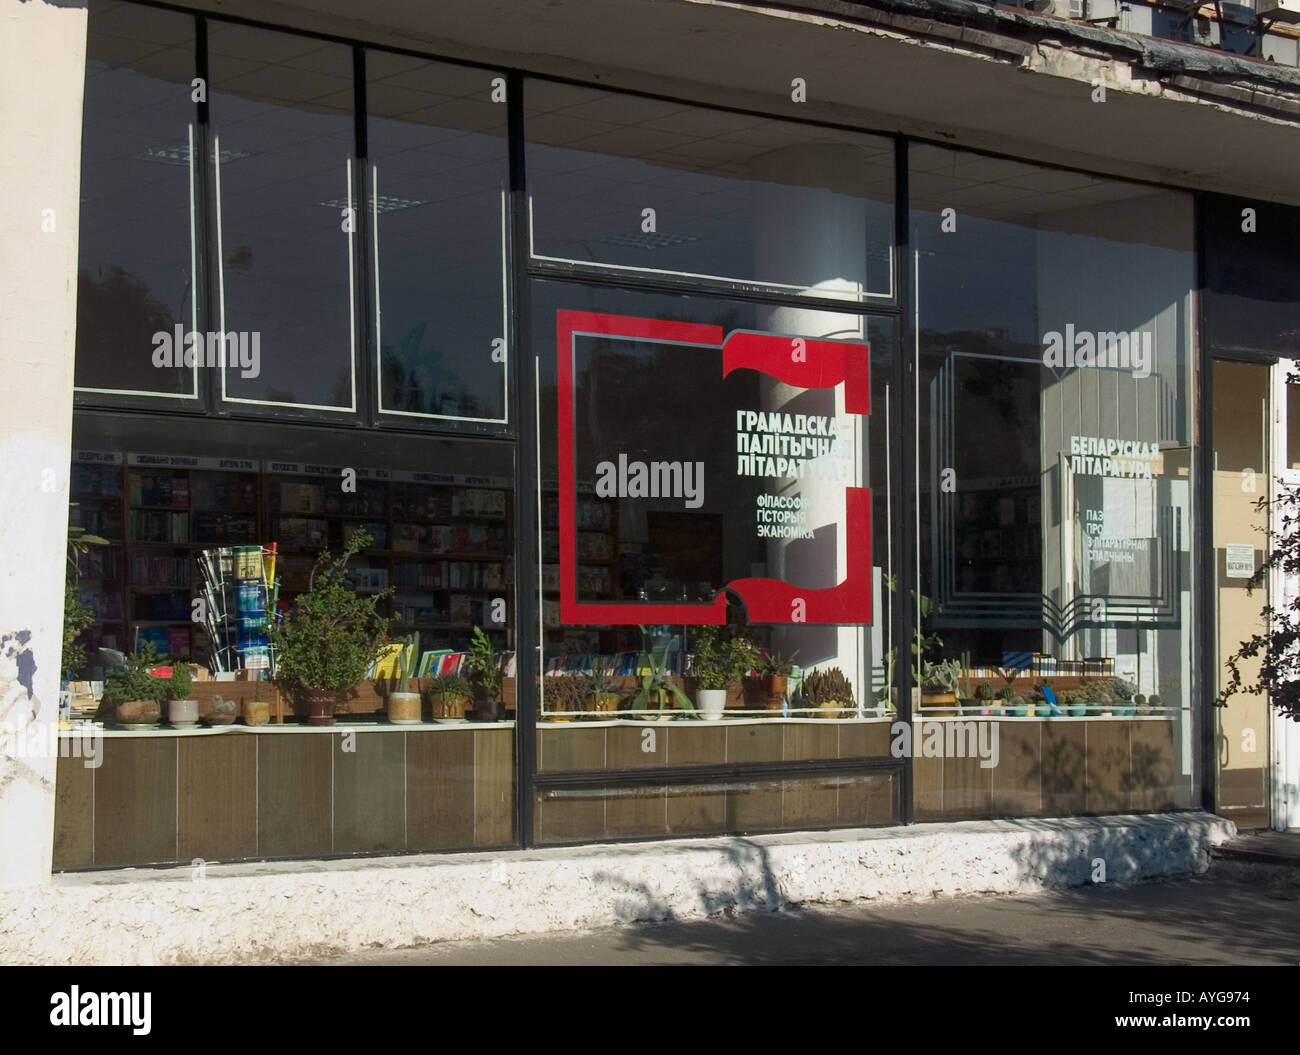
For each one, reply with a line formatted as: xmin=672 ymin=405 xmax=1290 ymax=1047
xmin=1212 ymin=359 xmax=1272 ymax=829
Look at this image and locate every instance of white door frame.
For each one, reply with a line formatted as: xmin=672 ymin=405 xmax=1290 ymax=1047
xmin=1269 ymin=360 xmax=1300 ymax=830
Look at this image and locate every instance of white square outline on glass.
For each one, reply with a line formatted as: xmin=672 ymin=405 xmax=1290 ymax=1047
xmin=73 ymin=122 xmax=202 ymax=401
xmin=373 ymin=164 xmax=510 ymax=426
xmin=216 ymin=136 xmax=358 ymax=414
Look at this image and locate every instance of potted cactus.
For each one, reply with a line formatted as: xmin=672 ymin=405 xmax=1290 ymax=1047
xmin=244 ymin=675 xmax=271 ymax=726
xmin=976 ymin=680 xmax=998 ymax=716
xmin=545 ymin=674 xmax=587 ymax=722
xmin=387 ymin=632 xmax=422 ymax=723
xmin=802 ymin=667 xmax=855 ymax=719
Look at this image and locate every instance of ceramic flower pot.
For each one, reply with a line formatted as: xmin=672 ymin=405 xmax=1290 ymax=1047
xmin=429 ymin=693 xmax=470 ymax=722
xmin=387 ymin=691 xmax=422 ymax=724
xmin=761 ymin=674 xmax=787 ymax=712
xmin=697 ymin=688 xmax=727 ymax=721
xmin=586 ymin=691 xmax=620 ymax=715
xmin=116 ymin=698 xmax=161 ymax=728
xmin=168 ymin=698 xmax=199 ymax=728
xmin=305 ymin=688 xmax=338 ymax=726
xmin=243 ymin=699 xmax=271 ymax=726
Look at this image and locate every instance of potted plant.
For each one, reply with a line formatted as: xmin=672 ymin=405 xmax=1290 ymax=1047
xmin=1139 ymin=693 xmax=1159 ymax=716
xmin=689 ymin=626 xmax=754 ymax=720
xmin=758 ymin=649 xmax=796 ymax=713
xmin=465 ymin=626 xmax=503 ymax=721
xmin=976 ymin=680 xmax=998 ymax=716
xmin=165 ymin=662 xmax=197 ymax=728
xmin=269 ymin=528 xmax=392 ymax=726
xmin=585 ymin=656 xmax=621 ymax=715
xmin=426 ymin=674 xmax=472 ymax=722
xmin=100 ymin=643 xmax=168 ymax=728
xmin=244 ymin=676 xmax=271 ymax=726
xmin=544 ymin=674 xmax=586 ymax=722
xmin=386 ymin=632 xmax=422 ymax=723
xmin=919 ymin=658 xmax=962 ymax=713
xmin=633 ymin=640 xmax=693 ymax=719
xmin=802 ymin=667 xmax=855 ymax=719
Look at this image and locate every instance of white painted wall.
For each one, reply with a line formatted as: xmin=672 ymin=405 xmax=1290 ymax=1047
xmin=0 ymin=0 xmax=89 ymax=888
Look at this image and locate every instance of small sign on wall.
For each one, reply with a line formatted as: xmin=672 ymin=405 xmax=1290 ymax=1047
xmin=1225 ymin=543 xmax=1255 ymax=579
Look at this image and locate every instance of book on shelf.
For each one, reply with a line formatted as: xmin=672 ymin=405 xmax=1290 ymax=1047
xmin=418 ymin=649 xmax=451 ymax=678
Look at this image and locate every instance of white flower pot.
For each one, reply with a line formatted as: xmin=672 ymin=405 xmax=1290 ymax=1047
xmin=168 ymin=698 xmax=199 ymax=728
xmin=697 ymin=688 xmax=728 ymax=721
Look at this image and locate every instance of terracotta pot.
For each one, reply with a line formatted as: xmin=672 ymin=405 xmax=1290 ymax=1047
xmin=243 ymin=699 xmax=271 ymax=726
xmin=304 ymin=688 xmax=338 ymax=726
xmin=387 ymin=691 xmax=422 ymax=724
xmin=429 ymin=693 xmax=470 ymax=722
xmin=116 ymin=698 xmax=161 ymax=727
xmin=761 ymin=674 xmax=787 ymax=712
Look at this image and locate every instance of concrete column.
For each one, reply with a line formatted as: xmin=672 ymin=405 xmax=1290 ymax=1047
xmin=0 ymin=0 xmax=89 ymax=888
xmin=750 ymin=144 xmax=869 ymax=705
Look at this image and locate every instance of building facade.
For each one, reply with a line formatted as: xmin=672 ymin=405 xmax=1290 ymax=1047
xmin=2 ymin=0 xmax=1300 ymax=894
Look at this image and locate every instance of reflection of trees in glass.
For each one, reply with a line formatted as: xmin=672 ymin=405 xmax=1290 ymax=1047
xmin=77 ymin=266 xmax=181 ymax=390
xmin=382 ymin=321 xmax=480 ymax=415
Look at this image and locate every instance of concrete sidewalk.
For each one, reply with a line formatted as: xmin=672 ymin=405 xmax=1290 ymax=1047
xmin=307 ymin=861 xmax=1300 ymax=965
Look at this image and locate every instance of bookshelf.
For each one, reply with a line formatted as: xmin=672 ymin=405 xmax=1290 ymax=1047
xmin=541 ymin=489 xmax=618 ymax=651
xmin=66 ymin=451 xmax=516 ymax=671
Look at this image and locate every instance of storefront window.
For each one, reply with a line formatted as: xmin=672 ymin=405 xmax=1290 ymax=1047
xmin=525 ymin=81 xmax=895 ymax=299
xmin=207 ymin=24 xmax=357 ymax=412
xmin=58 ymin=412 xmax=518 ymax=867
xmin=910 ymin=145 xmax=1198 ymax=818
xmin=76 ymin=1 xmax=198 ymax=399
xmin=533 ymin=280 xmax=899 ymax=843
xmin=367 ymin=51 xmax=510 ymax=425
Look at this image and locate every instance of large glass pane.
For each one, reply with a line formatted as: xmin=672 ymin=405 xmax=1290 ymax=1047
xmin=61 ymin=411 xmax=519 ymax=866
xmin=367 ymin=51 xmax=510 ymax=424
xmin=910 ymin=146 xmax=1198 ymax=819
xmin=534 ymin=280 xmax=896 ymax=812
xmin=526 ymin=81 xmax=894 ymax=299
xmin=207 ymin=24 xmax=357 ymax=411
xmin=76 ymin=0 xmax=197 ymax=398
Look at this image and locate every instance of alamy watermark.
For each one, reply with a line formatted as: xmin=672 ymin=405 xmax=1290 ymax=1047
xmin=152 ymin=325 xmax=261 ymax=378
xmin=1042 ymin=325 xmax=1152 ymax=379
xmin=0 ymin=718 xmax=102 ymax=769
xmin=890 ymin=719 xmax=999 ymax=769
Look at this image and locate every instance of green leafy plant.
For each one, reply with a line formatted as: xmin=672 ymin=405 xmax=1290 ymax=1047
xmin=586 ymin=655 xmax=618 ymax=697
xmin=102 ymin=644 xmax=183 ymax=705
xmin=427 ymin=674 xmax=472 ymax=699
xmin=61 ymin=513 xmax=109 ymax=679
xmin=632 ymin=640 xmax=694 ymax=716
xmin=465 ymin=626 xmax=503 ymax=701
xmin=269 ymin=529 xmax=393 ymax=691
xmin=690 ymin=626 xmax=759 ymax=690
xmin=758 ymin=649 xmax=797 ymax=677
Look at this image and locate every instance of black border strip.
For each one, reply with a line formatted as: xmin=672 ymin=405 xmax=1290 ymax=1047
xmin=508 ymin=70 xmax=538 ymax=849
xmin=534 ymin=756 xmax=903 ymax=789
xmin=895 ymin=133 xmax=916 ymax=825
xmin=1194 ymin=190 xmax=1216 ymax=815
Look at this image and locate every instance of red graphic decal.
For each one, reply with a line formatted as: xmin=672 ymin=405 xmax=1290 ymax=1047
xmin=557 ymin=311 xmax=871 ymax=626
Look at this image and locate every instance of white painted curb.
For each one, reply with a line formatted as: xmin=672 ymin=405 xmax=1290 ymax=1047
xmin=0 ymin=812 xmax=1233 ymax=964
